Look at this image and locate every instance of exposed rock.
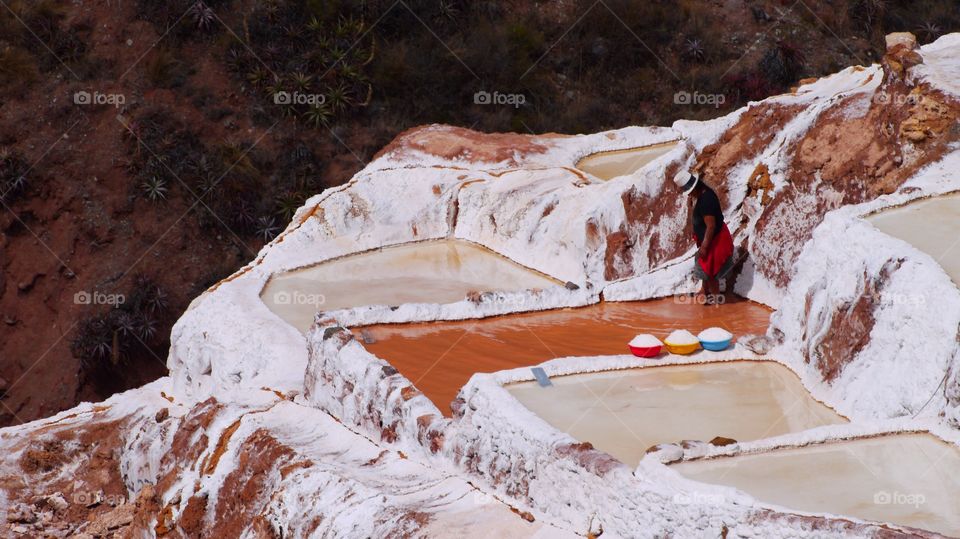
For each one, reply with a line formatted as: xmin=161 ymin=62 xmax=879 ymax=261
xmin=44 ymin=493 xmax=68 ymax=512
xmin=739 ymin=334 xmax=776 ymax=355
xmin=709 ymin=436 xmax=738 ymax=447
xmin=85 ymin=502 xmax=134 ymax=536
xmin=881 ymin=32 xmax=923 ymax=83
xmin=900 ymin=91 xmax=954 ymax=143
xmin=5 ymin=504 xmax=36 ymax=524
xmin=644 ymin=443 xmax=684 ymax=464
xmin=154 ymin=407 xmax=169 ymax=423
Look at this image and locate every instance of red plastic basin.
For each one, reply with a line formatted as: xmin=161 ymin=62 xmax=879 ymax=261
xmin=629 ymin=344 xmax=662 ymax=358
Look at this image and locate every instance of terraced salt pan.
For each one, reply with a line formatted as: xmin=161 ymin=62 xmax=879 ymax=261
xmin=576 ymin=141 xmax=679 ymax=180
xmin=673 ymin=434 xmax=960 ymax=536
xmin=363 ymin=297 xmax=772 ymax=413
xmin=506 ymin=361 xmax=844 ymax=466
xmin=260 ymin=240 xmax=560 ymax=332
xmin=867 ymin=192 xmax=960 ymax=286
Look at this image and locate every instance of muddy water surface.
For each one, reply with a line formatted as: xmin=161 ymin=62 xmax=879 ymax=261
xmin=363 ymin=297 xmax=772 ymax=413
xmin=508 ymin=361 xmax=843 ymax=466
xmin=260 ymin=240 xmax=559 ymax=332
xmin=674 ymin=433 xmax=960 ymax=536
xmin=576 ymin=141 xmax=679 ymax=180
xmin=868 ymin=193 xmax=960 ymax=285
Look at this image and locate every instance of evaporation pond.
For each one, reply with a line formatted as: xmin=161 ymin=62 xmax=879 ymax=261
xmin=506 ymin=361 xmax=844 ymax=466
xmin=673 ymin=433 xmax=960 ymax=536
xmin=576 ymin=141 xmax=679 ymax=181
xmin=364 ymin=297 xmax=772 ymax=414
xmin=261 ymin=240 xmax=558 ymax=332
xmin=868 ymin=193 xmax=960 ymax=285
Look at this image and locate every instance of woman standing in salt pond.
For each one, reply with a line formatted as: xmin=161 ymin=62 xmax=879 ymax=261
xmin=678 ymin=171 xmax=734 ymax=305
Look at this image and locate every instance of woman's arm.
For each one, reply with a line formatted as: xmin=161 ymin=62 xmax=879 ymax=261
xmin=698 ymin=215 xmax=716 ymax=259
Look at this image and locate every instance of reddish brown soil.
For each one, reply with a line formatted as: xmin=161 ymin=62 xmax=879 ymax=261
xmin=0 ymin=0 xmax=366 ymax=428
xmin=362 ymin=297 xmax=772 ymax=413
xmin=804 ymin=259 xmax=901 ymax=380
xmin=213 ymin=428 xmax=303 ymax=539
xmin=0 ymin=407 xmax=132 ymax=538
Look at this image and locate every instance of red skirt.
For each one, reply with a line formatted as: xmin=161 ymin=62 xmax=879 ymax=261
xmin=695 ymin=223 xmax=734 ymax=278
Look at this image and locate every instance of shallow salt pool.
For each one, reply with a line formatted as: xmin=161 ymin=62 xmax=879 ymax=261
xmin=867 ymin=193 xmax=960 ymax=286
xmin=576 ymin=141 xmax=679 ymax=181
xmin=260 ymin=240 xmax=559 ymax=332
xmin=506 ymin=361 xmax=844 ymax=466
xmin=673 ymin=433 xmax=960 ymax=536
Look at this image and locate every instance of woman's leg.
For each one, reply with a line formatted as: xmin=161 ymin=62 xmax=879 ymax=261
xmin=705 ymin=277 xmax=721 ymax=305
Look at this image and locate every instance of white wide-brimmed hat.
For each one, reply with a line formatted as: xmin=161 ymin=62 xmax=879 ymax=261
xmin=674 ymin=171 xmax=699 ymax=195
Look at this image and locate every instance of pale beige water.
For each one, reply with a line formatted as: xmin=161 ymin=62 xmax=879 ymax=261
xmin=673 ymin=434 xmax=960 ymax=536
xmin=868 ymin=193 xmax=960 ymax=285
xmin=576 ymin=141 xmax=679 ymax=181
xmin=260 ymin=240 xmax=560 ymax=332
xmin=507 ymin=361 xmax=843 ymax=466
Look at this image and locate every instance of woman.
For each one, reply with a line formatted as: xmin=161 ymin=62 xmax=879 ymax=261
xmin=679 ymin=172 xmax=734 ymax=305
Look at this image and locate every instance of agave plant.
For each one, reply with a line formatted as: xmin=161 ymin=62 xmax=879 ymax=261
xmin=306 ymin=16 xmax=324 ymax=34
xmin=683 ymin=38 xmax=706 ymax=63
xmin=303 ymin=102 xmax=332 ymax=128
xmin=188 ymin=1 xmax=215 ymax=32
xmin=0 ymin=165 xmax=28 ymax=200
xmin=290 ymin=71 xmax=313 ymax=92
xmin=256 ymin=215 xmax=279 ymax=241
xmin=274 ymin=191 xmax=304 ymax=222
xmin=145 ymin=286 xmax=168 ymax=314
xmin=134 ymin=314 xmax=158 ymax=342
xmin=246 ymin=66 xmax=269 ymax=88
xmin=232 ymin=199 xmax=257 ymax=230
xmin=72 ymin=317 xmax=113 ymax=368
xmin=436 ymin=1 xmax=459 ymax=22
xmin=140 ymin=175 xmax=168 ymax=201
xmin=917 ymin=21 xmax=941 ymax=42
xmin=109 ymin=310 xmax=136 ymax=337
xmin=335 ymin=16 xmax=364 ymax=39
xmin=225 ymin=47 xmax=246 ymax=73
xmin=325 ymin=83 xmax=352 ymax=113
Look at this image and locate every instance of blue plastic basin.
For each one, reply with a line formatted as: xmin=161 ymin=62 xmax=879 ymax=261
xmin=700 ymin=338 xmax=731 ymax=351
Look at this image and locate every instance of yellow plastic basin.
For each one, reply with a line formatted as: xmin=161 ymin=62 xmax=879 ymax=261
xmin=664 ymin=341 xmax=701 ymax=355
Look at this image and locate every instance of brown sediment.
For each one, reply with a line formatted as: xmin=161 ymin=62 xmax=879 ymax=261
xmin=204 ymin=418 xmax=243 ymax=475
xmin=362 ymin=296 xmax=772 ymax=414
xmin=213 ymin=429 xmax=300 ymax=538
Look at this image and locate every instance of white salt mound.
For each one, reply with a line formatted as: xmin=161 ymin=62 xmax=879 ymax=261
xmin=665 ymin=329 xmax=698 ymax=345
xmin=629 ymin=334 xmax=662 ymax=348
xmin=699 ymin=327 xmax=733 ymax=342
